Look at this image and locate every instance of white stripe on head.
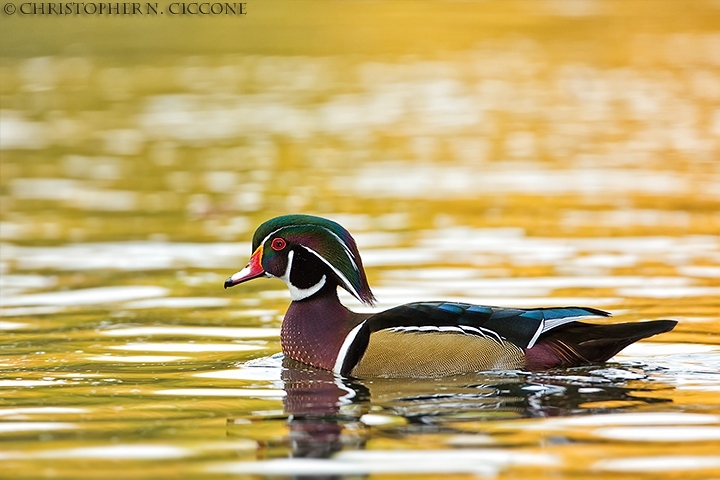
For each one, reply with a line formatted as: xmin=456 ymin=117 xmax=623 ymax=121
xmin=259 ymin=226 xmax=290 ymax=248
xmin=260 ymin=223 xmax=359 ymax=273
xmin=318 ymin=225 xmax=359 ymax=271
xmin=300 ymin=245 xmax=362 ymax=301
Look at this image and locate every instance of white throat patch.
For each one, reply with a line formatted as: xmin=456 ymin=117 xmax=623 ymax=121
xmin=278 ymin=250 xmax=327 ymax=301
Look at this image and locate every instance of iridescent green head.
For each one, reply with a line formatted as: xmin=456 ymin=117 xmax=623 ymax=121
xmin=224 ymin=215 xmax=376 ymax=305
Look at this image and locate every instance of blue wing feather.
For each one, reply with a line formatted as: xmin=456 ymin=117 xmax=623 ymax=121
xmin=365 ymin=302 xmax=611 ymax=349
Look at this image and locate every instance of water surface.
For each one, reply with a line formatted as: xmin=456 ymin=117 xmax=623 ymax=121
xmin=1 ymin=1 xmax=720 ymax=478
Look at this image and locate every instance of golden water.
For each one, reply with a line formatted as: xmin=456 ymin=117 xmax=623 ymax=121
xmin=1 ymin=1 xmax=720 ymax=478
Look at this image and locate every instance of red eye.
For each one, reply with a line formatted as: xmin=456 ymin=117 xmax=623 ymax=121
xmin=271 ymin=237 xmax=286 ymax=251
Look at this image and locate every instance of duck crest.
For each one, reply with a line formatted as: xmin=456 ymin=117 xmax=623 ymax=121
xmin=253 ymin=215 xmax=376 ymax=305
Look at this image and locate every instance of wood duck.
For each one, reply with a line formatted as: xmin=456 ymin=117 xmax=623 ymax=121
xmin=224 ymin=215 xmax=677 ymax=378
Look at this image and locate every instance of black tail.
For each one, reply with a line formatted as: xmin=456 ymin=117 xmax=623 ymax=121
xmin=525 ymin=320 xmax=677 ymax=370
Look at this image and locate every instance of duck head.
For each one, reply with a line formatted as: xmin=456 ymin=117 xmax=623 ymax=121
xmin=224 ymin=215 xmax=376 ymax=305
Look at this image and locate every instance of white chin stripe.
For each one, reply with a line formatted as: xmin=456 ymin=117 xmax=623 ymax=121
xmin=287 ymin=275 xmax=327 ymax=301
xmin=280 ymin=250 xmax=327 ymax=301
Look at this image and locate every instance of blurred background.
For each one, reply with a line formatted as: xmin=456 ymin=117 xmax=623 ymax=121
xmin=1 ymin=2 xmax=720 ymax=478
xmin=1 ymin=0 xmax=718 ymax=248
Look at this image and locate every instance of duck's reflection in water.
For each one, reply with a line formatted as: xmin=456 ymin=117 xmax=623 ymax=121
xmin=229 ymin=357 xmax=672 ymax=463
xmin=281 ymin=359 xmax=369 ymax=459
